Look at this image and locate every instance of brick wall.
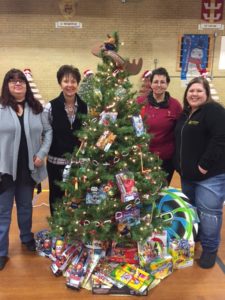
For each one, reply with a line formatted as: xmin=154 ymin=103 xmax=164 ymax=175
xmin=0 ymin=0 xmax=225 ymax=103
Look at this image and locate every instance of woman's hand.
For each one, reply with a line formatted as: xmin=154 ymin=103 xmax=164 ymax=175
xmin=33 ymin=156 xmax=43 ymax=167
xmin=198 ymin=165 xmax=208 ymax=175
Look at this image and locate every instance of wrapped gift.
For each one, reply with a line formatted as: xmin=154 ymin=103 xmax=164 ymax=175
xmin=138 ymin=230 xmax=167 ymax=267
xmin=169 ymin=239 xmax=194 ymax=269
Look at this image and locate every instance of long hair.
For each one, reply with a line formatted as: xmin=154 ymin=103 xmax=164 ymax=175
xmin=183 ymin=76 xmax=213 ymax=113
xmin=0 ymin=68 xmax=43 ymax=114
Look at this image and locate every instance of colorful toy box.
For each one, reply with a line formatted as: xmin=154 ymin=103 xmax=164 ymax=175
xmin=169 ymin=239 xmax=195 ymax=269
xmin=146 ymin=255 xmax=173 ymax=280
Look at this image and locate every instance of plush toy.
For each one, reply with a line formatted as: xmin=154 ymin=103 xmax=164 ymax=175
xmin=91 ymin=33 xmax=143 ymax=76
xmin=104 ymin=34 xmax=116 ymax=51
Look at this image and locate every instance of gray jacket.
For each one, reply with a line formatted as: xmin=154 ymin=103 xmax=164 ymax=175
xmin=0 ymin=103 xmax=52 ymax=184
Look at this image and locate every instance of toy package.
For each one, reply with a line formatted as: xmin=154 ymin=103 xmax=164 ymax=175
xmin=49 ymin=238 xmax=66 ymax=262
xmin=86 ymin=186 xmax=107 ymax=205
xmin=66 ymin=248 xmax=90 ymax=290
xmin=99 ymin=111 xmax=118 ymax=126
xmin=81 ymin=253 xmax=102 ymax=290
xmin=51 ymin=243 xmax=82 ymax=276
xmin=110 ymin=263 xmax=154 ymax=293
xmin=92 ymin=258 xmax=123 ymax=289
xmin=63 ymin=246 xmax=84 ymax=278
xmin=96 ymin=130 xmax=116 ymax=152
xmin=146 ymin=255 xmax=173 ymax=280
xmin=138 ymin=230 xmax=168 ymax=267
xmin=132 ymin=115 xmax=145 ymax=137
xmin=35 ymin=229 xmax=52 ymax=257
xmin=109 ymin=241 xmax=139 ymax=264
xmin=169 ymin=239 xmax=195 ymax=269
xmin=115 ymin=207 xmax=140 ymax=237
xmin=115 ymin=171 xmax=139 ymax=203
xmin=92 ymin=274 xmax=148 ymax=296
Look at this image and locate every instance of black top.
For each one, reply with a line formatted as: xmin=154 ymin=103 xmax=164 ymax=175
xmin=0 ymin=102 xmax=34 ymax=194
xmin=48 ymin=92 xmax=88 ymax=158
xmin=174 ymin=101 xmax=225 ymax=181
xmin=16 ymin=113 xmax=34 ymax=185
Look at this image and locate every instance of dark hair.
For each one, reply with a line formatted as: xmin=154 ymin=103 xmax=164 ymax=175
xmin=0 ymin=68 xmax=43 ymax=114
xmin=183 ymin=76 xmax=213 ymax=113
xmin=150 ymin=68 xmax=170 ymax=83
xmin=150 ymin=67 xmax=170 ymax=84
xmin=56 ymin=65 xmax=81 ymax=84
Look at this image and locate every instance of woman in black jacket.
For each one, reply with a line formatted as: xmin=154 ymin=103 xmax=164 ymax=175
xmin=174 ymin=76 xmax=225 ymax=269
xmin=45 ymin=65 xmax=87 ymax=215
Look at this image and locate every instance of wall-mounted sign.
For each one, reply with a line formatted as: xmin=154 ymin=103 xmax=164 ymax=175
xmin=198 ymin=23 xmax=224 ymax=30
xmin=201 ymin=0 xmax=224 ymax=23
xmin=55 ymin=21 xmax=82 ymax=28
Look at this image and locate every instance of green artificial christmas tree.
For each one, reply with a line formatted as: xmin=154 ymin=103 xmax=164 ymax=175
xmin=48 ymin=32 xmax=167 ymax=245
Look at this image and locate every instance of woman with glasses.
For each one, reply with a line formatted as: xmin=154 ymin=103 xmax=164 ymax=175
xmin=45 ymin=65 xmax=87 ymax=215
xmin=140 ymin=67 xmax=182 ymax=185
xmin=0 ymin=68 xmax=52 ymax=270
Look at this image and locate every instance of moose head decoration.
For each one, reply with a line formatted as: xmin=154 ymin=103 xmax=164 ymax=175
xmin=91 ymin=33 xmax=143 ymax=76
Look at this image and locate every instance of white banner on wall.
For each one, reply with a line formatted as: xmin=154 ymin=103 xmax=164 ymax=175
xmin=219 ymin=36 xmax=225 ymax=70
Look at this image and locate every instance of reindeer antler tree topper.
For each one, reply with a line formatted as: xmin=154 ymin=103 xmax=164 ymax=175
xmin=91 ymin=32 xmax=143 ymax=76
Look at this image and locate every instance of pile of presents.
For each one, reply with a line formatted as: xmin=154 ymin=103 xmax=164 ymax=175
xmin=35 ymin=228 xmax=195 ymax=296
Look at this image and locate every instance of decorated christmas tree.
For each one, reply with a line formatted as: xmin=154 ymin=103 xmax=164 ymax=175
xmin=48 ymin=32 xmax=167 ymax=245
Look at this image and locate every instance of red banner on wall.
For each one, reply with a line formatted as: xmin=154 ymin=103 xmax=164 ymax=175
xmin=201 ymin=0 xmax=224 ymax=22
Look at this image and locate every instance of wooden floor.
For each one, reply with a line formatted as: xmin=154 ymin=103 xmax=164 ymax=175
xmin=0 ymin=173 xmax=224 ymax=300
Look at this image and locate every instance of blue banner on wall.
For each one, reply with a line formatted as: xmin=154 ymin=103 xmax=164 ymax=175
xmin=181 ymin=34 xmax=209 ymax=80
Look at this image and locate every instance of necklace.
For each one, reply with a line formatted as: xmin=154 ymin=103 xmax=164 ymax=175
xmin=65 ymin=104 xmax=74 ymax=112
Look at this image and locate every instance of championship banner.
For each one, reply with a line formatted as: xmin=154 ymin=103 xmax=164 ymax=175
xmin=201 ymin=0 xmax=224 ymax=22
xmin=181 ymin=34 xmax=209 ymax=80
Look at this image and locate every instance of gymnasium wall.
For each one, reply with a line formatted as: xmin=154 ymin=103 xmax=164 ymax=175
xmin=0 ymin=0 xmax=225 ymax=103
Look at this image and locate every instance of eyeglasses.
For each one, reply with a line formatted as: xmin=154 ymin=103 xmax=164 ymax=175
xmin=9 ymin=79 xmax=26 ymax=85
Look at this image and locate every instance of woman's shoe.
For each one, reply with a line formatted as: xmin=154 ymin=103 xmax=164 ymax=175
xmin=199 ymin=250 xmax=217 ymax=269
xmin=0 ymin=256 xmax=9 ymax=270
xmin=22 ymin=239 xmax=36 ymax=252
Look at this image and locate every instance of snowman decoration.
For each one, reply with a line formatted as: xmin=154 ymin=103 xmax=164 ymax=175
xmin=186 ymin=47 xmax=204 ymax=79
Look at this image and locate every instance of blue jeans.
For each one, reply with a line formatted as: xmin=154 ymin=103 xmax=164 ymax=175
xmin=181 ymin=174 xmax=225 ymax=253
xmin=0 ymin=183 xmax=34 ymax=256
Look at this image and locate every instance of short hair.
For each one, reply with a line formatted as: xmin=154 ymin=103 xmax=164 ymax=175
xmin=56 ymin=65 xmax=81 ymax=84
xmin=183 ymin=76 xmax=212 ymax=113
xmin=150 ymin=67 xmax=170 ymax=84
xmin=0 ymin=68 xmax=43 ymax=114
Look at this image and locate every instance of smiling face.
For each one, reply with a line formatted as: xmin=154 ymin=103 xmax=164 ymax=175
xmin=8 ymin=77 xmax=27 ymax=101
xmin=59 ymin=74 xmax=78 ymax=100
xmin=186 ymin=82 xmax=207 ymax=111
xmin=151 ymin=74 xmax=168 ymax=101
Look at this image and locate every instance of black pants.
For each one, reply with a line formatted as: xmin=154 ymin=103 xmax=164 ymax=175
xmin=47 ymin=161 xmax=66 ymax=216
xmin=161 ymin=159 xmax=174 ymax=186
